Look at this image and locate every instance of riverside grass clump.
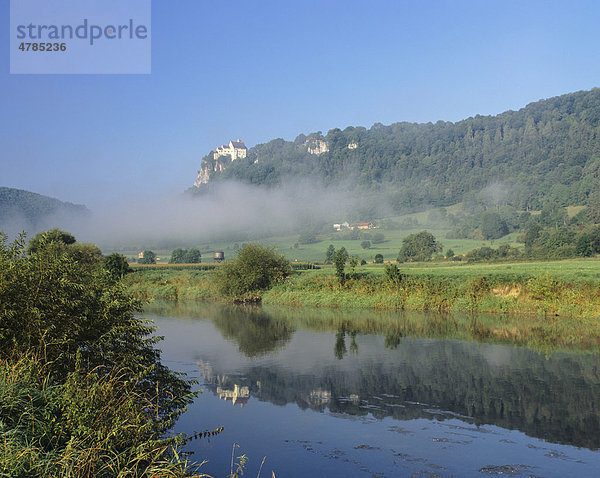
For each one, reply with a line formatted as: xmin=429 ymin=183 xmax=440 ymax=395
xmin=0 ymin=232 xmax=202 ymax=478
xmin=0 ymin=355 xmax=199 ymax=478
xmin=125 ymin=268 xmax=218 ymax=302
xmin=262 ymin=268 xmax=600 ymax=320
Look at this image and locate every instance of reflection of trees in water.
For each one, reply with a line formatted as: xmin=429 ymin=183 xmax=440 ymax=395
xmin=334 ymin=327 xmax=360 ymax=359
xmin=360 ymin=343 xmax=600 ymax=450
xmin=210 ymin=305 xmax=294 ymax=357
xmin=150 ymin=302 xmax=600 ymax=448
xmin=146 ymin=301 xmax=598 ymax=355
xmin=205 ymin=338 xmax=600 ymax=450
xmin=384 ymin=330 xmax=403 ymax=349
xmin=334 ymin=330 xmax=347 ymax=360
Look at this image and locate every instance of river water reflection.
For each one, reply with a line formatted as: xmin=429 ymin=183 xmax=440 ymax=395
xmin=147 ymin=302 xmax=600 ymax=477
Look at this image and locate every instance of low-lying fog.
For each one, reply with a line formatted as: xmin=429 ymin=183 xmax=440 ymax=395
xmin=5 ymin=180 xmax=392 ymax=249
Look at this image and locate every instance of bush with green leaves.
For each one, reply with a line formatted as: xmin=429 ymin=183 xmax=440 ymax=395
xmin=349 ymin=256 xmax=359 ymax=276
xmin=26 ymin=227 xmax=75 ymax=254
xmin=325 ymin=244 xmax=335 ymax=263
xmin=371 ymin=232 xmax=385 ymax=244
xmin=385 ymin=263 xmax=404 ymax=285
xmin=170 ymin=247 xmax=187 ymax=264
xmin=481 ymin=212 xmax=509 ymax=239
xmin=374 ymin=253 xmax=384 ymax=264
xmin=184 ymin=247 xmax=202 ymax=263
xmin=0 ymin=232 xmax=195 ymax=476
xmin=25 ymin=228 xmax=102 ymax=271
xmin=214 ymin=243 xmax=291 ymax=299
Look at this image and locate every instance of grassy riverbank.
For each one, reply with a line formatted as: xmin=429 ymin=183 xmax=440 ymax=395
xmin=125 ymin=268 xmax=218 ymax=301
xmin=263 ymin=270 xmax=600 ymax=349
xmin=263 ymin=267 xmax=600 ymax=318
xmin=125 ymin=259 xmax=600 ymax=317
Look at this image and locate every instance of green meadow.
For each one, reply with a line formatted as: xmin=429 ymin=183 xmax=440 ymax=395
xmin=117 ymin=227 xmax=522 ymax=265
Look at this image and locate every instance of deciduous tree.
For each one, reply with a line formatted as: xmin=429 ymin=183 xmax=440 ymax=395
xmin=140 ymin=250 xmax=156 ymax=264
xmin=397 ymin=231 xmax=441 ymax=262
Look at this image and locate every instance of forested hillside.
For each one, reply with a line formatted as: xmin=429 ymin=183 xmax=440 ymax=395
xmin=0 ymin=187 xmax=89 ymax=234
xmin=194 ymin=88 xmax=600 ymax=212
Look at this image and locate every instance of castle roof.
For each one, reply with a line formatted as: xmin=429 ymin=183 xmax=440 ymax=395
xmin=230 ymin=139 xmax=246 ymax=149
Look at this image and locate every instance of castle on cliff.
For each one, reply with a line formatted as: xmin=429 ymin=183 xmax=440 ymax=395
xmin=214 ymin=139 xmax=247 ymax=160
xmin=194 ymin=138 xmax=248 ymax=186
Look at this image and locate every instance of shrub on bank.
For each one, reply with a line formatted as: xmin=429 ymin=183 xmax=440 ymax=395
xmin=213 ymin=243 xmax=292 ymax=300
xmin=0 ymin=232 xmax=197 ymax=477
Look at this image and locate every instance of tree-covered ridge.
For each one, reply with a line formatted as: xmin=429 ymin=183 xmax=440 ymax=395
xmin=195 ymin=88 xmax=600 ymax=211
xmin=0 ymin=187 xmax=89 ymax=230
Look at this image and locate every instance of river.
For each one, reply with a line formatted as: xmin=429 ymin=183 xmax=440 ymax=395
xmin=147 ymin=302 xmax=600 ymax=477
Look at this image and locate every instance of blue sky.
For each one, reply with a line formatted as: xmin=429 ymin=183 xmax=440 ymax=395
xmin=2 ymin=0 xmax=600 ymax=207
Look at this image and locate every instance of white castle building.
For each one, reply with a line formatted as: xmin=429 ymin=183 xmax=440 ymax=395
xmin=214 ymin=139 xmax=247 ymax=160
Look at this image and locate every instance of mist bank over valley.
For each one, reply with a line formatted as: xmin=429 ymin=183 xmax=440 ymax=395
xmin=62 ymin=179 xmax=398 ymax=249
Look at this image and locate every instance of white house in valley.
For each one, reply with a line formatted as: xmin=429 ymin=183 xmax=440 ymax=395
xmin=333 ymin=221 xmax=350 ymax=231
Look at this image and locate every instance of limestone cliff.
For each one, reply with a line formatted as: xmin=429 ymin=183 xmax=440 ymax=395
xmin=194 ymin=155 xmax=230 ymax=186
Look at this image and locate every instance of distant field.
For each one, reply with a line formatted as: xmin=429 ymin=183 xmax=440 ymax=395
xmin=105 ymin=204 xmax=580 ymax=264
xmin=216 ymin=228 xmax=523 ymax=264
xmin=112 ymin=229 xmax=521 ymax=264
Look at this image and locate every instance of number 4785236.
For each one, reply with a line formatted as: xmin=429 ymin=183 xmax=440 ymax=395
xmin=19 ymin=42 xmax=66 ymax=52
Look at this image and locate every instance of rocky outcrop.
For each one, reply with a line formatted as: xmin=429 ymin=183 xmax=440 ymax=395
xmin=194 ymin=156 xmax=230 ymax=186
xmin=194 ymin=167 xmax=211 ymax=186
xmin=307 ymin=139 xmax=329 ymax=155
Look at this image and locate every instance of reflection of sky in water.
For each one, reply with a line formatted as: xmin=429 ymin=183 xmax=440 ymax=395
xmin=149 ymin=308 xmax=600 ymax=478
